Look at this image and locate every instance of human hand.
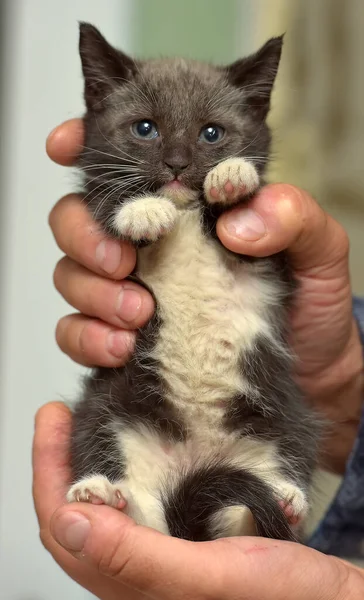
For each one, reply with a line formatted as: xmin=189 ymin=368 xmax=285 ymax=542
xmin=47 ymin=121 xmax=154 ymax=368
xmin=216 ymin=182 xmax=363 ymax=473
xmin=34 ymin=403 xmax=364 ymax=600
xmin=48 ymin=119 xmax=363 ymax=473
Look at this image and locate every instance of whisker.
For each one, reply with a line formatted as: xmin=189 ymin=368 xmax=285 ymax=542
xmin=80 ymin=163 xmax=144 ymax=172
xmin=84 ymin=173 xmax=147 ymax=209
xmin=80 ymin=145 xmax=145 ymax=165
xmin=93 ymin=175 xmax=147 ymax=220
xmin=83 ymin=169 xmax=143 ymax=187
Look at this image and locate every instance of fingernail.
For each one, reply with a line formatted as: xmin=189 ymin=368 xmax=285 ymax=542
xmin=52 ymin=512 xmax=90 ymax=552
xmin=116 ymin=288 xmax=142 ymax=323
xmin=96 ymin=240 xmax=122 ymax=274
xmin=107 ymin=330 xmax=135 ymax=358
xmin=224 ymin=208 xmax=266 ymax=241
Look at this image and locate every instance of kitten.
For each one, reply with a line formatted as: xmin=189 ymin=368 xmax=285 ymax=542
xmin=66 ymin=22 xmax=321 ymax=542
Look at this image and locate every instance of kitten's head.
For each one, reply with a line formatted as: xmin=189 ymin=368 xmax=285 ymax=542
xmin=78 ymin=23 xmax=282 ymax=228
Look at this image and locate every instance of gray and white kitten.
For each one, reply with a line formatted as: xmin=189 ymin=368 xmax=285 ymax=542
xmin=67 ymin=23 xmax=320 ymax=542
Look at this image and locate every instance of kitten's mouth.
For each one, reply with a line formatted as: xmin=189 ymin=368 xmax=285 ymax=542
xmin=159 ymin=180 xmax=198 ymax=206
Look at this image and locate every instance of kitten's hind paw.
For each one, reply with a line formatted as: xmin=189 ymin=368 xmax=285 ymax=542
xmin=113 ymin=196 xmax=178 ymax=242
xmin=274 ymin=482 xmax=308 ymax=526
xmin=204 ymin=158 xmax=259 ymax=205
xmin=67 ymin=475 xmax=126 ymax=510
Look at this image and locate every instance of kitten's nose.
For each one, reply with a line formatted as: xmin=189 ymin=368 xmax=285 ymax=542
xmin=164 ymin=160 xmax=190 ymax=176
xmin=163 ymin=146 xmax=191 ymax=176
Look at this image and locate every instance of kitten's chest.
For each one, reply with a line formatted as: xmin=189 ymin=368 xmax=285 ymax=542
xmin=136 ymin=210 xmax=275 ymax=426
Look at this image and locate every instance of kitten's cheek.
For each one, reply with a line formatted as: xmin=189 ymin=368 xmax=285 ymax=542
xmin=56 ymin=315 xmax=135 ymax=367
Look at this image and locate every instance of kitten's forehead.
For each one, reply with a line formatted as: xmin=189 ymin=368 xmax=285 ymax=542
xmin=140 ymin=57 xmax=224 ymax=86
xmin=126 ymin=58 xmax=241 ymax=125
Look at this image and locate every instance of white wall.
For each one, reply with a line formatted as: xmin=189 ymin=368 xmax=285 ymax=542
xmin=0 ymin=1 xmax=133 ymax=598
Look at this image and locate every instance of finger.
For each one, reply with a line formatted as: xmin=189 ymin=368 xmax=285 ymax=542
xmin=46 ymin=118 xmax=84 ymax=166
xmin=50 ymin=505 xmax=227 ymax=600
xmin=50 ymin=504 xmax=355 ymax=600
xmin=56 ymin=314 xmax=136 ymax=367
xmin=32 ymin=403 xmax=127 ymax=599
xmin=49 ymin=194 xmax=136 ymax=280
xmin=32 ymin=402 xmax=72 ymax=528
xmin=217 ymin=184 xmax=349 ymax=275
xmin=54 ymin=257 xmax=155 ymax=329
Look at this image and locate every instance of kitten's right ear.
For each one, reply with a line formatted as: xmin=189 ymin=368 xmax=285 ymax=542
xmin=79 ymin=22 xmax=136 ymax=110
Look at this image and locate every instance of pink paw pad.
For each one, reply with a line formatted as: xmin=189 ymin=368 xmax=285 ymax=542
xmin=223 ymin=181 xmax=247 ymax=200
xmin=279 ymin=500 xmax=302 ymax=526
xmin=224 ymin=181 xmax=235 ymax=195
xmin=209 ymin=187 xmax=220 ymax=200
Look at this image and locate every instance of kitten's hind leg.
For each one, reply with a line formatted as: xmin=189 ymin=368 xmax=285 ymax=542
xmin=113 ymin=195 xmax=178 ymax=242
xmin=204 ymin=158 xmax=259 ymax=206
xmin=67 ymin=475 xmax=127 ymax=510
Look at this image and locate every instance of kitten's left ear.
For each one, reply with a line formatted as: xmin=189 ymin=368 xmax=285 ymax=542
xmin=226 ymin=36 xmax=284 ymax=119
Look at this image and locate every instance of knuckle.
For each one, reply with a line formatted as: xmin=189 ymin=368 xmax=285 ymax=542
xmin=78 ymin=320 xmax=97 ymax=355
xmin=96 ymin=527 xmax=136 ymax=579
xmin=39 ymin=527 xmax=52 ymax=551
xmin=335 ymin=223 xmax=350 ymax=257
xmin=267 ymin=183 xmax=310 ymax=220
xmin=48 ymin=201 xmax=61 ymax=231
xmin=55 ymin=317 xmax=72 ymax=352
xmin=34 ymin=404 xmax=47 ymax=428
xmin=333 ymin=558 xmax=364 ymax=599
xmin=48 ymin=194 xmax=74 ymax=230
xmin=82 ymin=281 xmax=104 ymax=318
xmin=64 ymin=227 xmax=80 ymax=261
xmin=53 ymin=257 xmax=67 ymax=291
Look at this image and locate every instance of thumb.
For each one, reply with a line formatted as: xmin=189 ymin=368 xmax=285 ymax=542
xmin=50 ymin=504 xmax=361 ymax=600
xmin=217 ymin=183 xmax=349 ymax=275
xmin=50 ymin=504 xmax=224 ymax=599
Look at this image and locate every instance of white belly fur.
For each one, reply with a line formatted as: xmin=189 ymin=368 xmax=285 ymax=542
xmin=137 ymin=208 xmax=279 ymax=433
xmin=120 ymin=209 xmax=289 ymax=533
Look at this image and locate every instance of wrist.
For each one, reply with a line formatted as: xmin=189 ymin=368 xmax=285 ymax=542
xmin=336 ymin=558 xmax=364 ymax=600
xmin=299 ymin=319 xmax=364 ymax=474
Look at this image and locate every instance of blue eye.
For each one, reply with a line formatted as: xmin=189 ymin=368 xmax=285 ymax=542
xmin=131 ymin=120 xmax=159 ymax=140
xmin=199 ymin=124 xmax=225 ymax=144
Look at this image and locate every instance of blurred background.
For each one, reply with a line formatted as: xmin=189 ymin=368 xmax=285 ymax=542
xmin=0 ymin=0 xmax=363 ymax=598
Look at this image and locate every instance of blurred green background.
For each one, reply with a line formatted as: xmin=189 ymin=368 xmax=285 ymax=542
xmin=134 ymin=0 xmax=249 ymax=62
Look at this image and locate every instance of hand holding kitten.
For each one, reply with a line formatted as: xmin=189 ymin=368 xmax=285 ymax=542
xmin=48 ymin=118 xmax=363 ymax=475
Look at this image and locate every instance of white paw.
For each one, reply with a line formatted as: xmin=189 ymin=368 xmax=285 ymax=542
xmin=113 ymin=196 xmax=178 ymax=242
xmin=67 ymin=475 xmax=126 ymax=509
xmin=204 ymin=158 xmax=259 ymax=205
xmin=273 ymin=482 xmax=308 ymax=526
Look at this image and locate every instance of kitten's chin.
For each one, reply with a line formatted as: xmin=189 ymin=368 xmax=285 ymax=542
xmin=159 ymin=182 xmax=198 ymax=207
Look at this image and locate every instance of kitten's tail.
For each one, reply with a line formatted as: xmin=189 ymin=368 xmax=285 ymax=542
xmin=162 ymin=463 xmax=296 ymax=542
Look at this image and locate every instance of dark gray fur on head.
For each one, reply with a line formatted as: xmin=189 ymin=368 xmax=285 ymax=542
xmin=78 ymin=22 xmax=282 ymax=233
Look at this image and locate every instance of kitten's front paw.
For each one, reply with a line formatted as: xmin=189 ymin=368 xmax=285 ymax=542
xmin=204 ymin=158 xmax=259 ymax=205
xmin=113 ymin=196 xmax=178 ymax=242
xmin=274 ymin=482 xmax=308 ymax=526
xmin=67 ymin=475 xmax=126 ymax=510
